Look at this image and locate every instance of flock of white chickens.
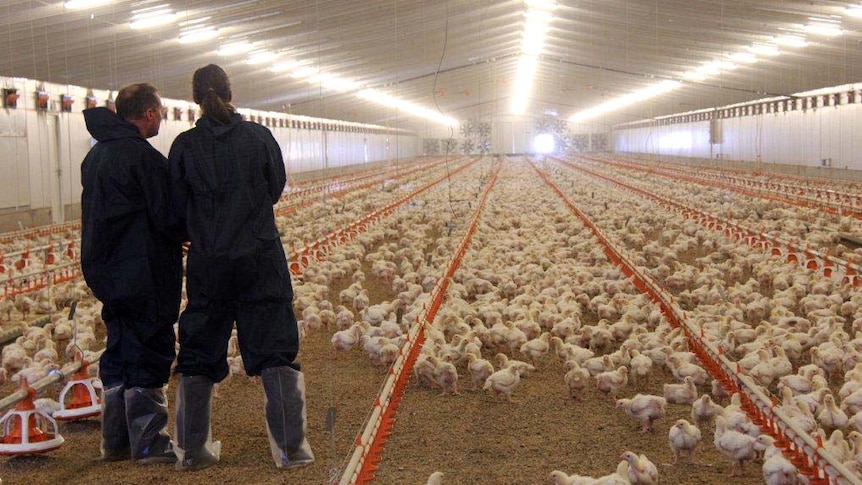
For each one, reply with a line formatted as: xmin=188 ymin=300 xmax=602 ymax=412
xmin=313 ymin=157 xmax=860 ymax=484
xmin=0 ymin=254 xmax=102 ymax=398
xmin=0 ymin=154 xmax=860 ymax=485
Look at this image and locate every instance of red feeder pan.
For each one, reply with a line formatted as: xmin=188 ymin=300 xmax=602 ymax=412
xmin=54 ymin=354 xmax=101 ymax=422
xmin=0 ymin=378 xmax=64 ymax=456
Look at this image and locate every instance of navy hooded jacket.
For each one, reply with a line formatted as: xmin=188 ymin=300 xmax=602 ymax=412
xmin=80 ymin=107 xmax=183 ymax=339
xmin=168 ymin=113 xmax=288 ymax=300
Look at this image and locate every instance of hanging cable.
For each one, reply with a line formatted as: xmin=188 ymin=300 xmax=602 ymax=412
xmin=429 ymin=5 xmax=457 ymax=216
xmin=313 ymin=2 xmax=341 ymax=482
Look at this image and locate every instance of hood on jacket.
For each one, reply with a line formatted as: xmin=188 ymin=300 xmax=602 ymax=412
xmin=83 ymin=107 xmax=141 ymax=142
xmin=195 ymin=112 xmax=243 ymax=138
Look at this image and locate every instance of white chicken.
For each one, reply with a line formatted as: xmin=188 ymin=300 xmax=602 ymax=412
xmin=550 ymin=462 xmax=630 ymax=485
xmin=465 ymin=354 xmax=494 ymax=391
xmin=495 ymin=353 xmax=536 ymax=377
xmin=483 ymin=366 xmax=521 ymax=403
xmin=519 ymin=332 xmax=550 ymax=368
xmin=620 ymin=451 xmax=658 ymax=484
xmin=596 ymin=461 xmax=633 ymax=485
xmin=14 ymin=294 xmax=34 ymax=320
xmin=584 ymin=355 xmax=615 ymax=377
xmin=777 ymin=372 xmax=812 ymax=396
xmin=564 ymin=360 xmax=591 ymax=401
xmin=432 ymin=356 xmax=459 ymax=396
xmin=750 ymin=357 xmax=780 ymax=387
xmin=713 ymin=415 xmax=771 ymax=476
xmin=413 ymin=353 xmax=437 ymax=388
xmin=810 ymin=345 xmax=843 ymax=382
xmin=596 ymin=366 xmax=628 ymax=400
xmin=668 ymin=418 xmax=701 ymax=465
xmin=505 ymin=323 xmax=528 ymax=356
xmin=426 ymin=471 xmax=444 ymax=485
xmin=551 ymin=337 xmax=594 ymax=364
xmin=33 ymin=397 xmax=62 ymax=417
xmin=616 ymin=394 xmax=666 ymax=433
xmin=663 ymin=376 xmax=698 ymax=405
xmin=667 ymin=355 xmax=709 ymax=385
xmin=227 ymin=355 xmax=244 ymax=375
xmin=690 ymin=394 xmax=724 ymax=429
xmin=549 ymin=470 xmax=575 ymax=485
xmin=331 ymin=324 xmax=362 ymax=356
xmin=823 ymin=429 xmax=853 ymax=463
xmin=781 ymin=401 xmax=820 ymax=433
xmin=761 ymin=445 xmax=798 ymax=485
xmin=335 ymin=306 xmax=355 ymax=330
xmin=0 ymin=295 xmax=13 ymax=321
xmin=628 ymin=349 xmax=653 ymax=386
xmin=850 ymin=410 xmax=862 ymax=433
xmin=817 ymin=393 xmax=849 ymax=432
xmin=52 ymin=320 xmax=72 ymax=340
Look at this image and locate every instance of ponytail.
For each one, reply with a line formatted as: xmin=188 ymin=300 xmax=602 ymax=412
xmin=202 ymin=89 xmax=234 ymax=125
xmin=192 ymin=64 xmax=236 ymax=126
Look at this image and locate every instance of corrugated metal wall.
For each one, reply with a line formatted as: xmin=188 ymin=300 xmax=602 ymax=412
xmin=612 ymin=103 xmax=862 ymax=170
xmin=0 ymin=76 xmax=420 ymax=222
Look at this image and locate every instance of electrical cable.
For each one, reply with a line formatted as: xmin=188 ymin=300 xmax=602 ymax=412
xmin=430 ymin=5 xmax=457 ymax=217
xmin=312 ymin=3 xmax=341 ymax=482
xmin=428 ymin=4 xmax=482 ymax=217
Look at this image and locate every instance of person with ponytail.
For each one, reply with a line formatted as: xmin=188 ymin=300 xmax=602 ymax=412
xmin=167 ymin=64 xmax=313 ymax=472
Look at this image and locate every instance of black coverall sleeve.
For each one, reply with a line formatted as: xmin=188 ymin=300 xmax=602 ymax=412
xmin=167 ymin=141 xmax=189 ymax=232
xmin=261 ymin=129 xmax=286 ymax=204
xmin=135 ymin=151 xmax=184 ymax=241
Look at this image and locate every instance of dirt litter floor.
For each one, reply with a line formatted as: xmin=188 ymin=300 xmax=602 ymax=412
xmin=0 ymin=340 xmax=768 ymax=485
xmin=0 ymin=254 xmax=769 ymax=485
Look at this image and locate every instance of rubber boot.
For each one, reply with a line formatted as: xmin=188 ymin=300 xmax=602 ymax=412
xmin=101 ymin=383 xmax=131 ymax=462
xmin=174 ymin=374 xmax=221 ymax=471
xmin=261 ymin=365 xmax=315 ymax=469
xmin=124 ymin=387 xmax=176 ymax=464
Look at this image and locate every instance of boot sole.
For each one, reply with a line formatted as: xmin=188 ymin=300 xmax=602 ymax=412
xmin=134 ymin=456 xmax=178 ymax=465
xmin=101 ymin=448 xmax=131 ymax=462
xmin=280 ymin=459 xmax=315 ymax=470
xmin=176 ymin=455 xmax=219 ymax=472
xmin=102 ymin=456 xmax=131 ymax=462
xmin=177 ymin=461 xmax=218 ymax=472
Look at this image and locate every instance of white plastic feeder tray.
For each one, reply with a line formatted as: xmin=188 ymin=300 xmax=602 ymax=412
xmin=0 ymin=378 xmax=64 ymax=456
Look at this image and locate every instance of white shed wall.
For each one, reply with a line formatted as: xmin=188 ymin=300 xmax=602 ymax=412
xmin=612 ymin=101 xmax=862 ymax=171
xmin=0 ymin=75 xmax=419 ymax=229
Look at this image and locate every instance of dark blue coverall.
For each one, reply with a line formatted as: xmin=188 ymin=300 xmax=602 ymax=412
xmin=168 ymin=113 xmax=299 ymax=383
xmin=81 ymin=107 xmax=183 ymax=389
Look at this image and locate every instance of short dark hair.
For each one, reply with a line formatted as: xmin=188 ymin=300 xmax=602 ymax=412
xmin=116 ymin=83 xmax=161 ymax=121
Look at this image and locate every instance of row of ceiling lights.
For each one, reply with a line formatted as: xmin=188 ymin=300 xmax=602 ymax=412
xmin=63 ymin=0 xmax=458 ymax=126
xmin=65 ymin=2 xmax=218 ymax=42
xmin=510 ymin=0 xmax=558 ymax=115
xmin=64 ymin=0 xmax=547 ymax=127
xmin=61 ymin=0 xmax=570 ymax=128
xmin=567 ymin=7 xmax=855 ymax=124
xmin=60 ymin=0 xmax=856 ymax=127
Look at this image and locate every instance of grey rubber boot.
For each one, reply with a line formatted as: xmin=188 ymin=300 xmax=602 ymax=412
xmin=124 ymin=387 xmax=176 ymax=464
xmin=261 ymin=365 xmax=315 ymax=469
xmin=174 ymin=374 xmax=221 ymax=471
xmin=101 ymin=383 xmax=131 ymax=462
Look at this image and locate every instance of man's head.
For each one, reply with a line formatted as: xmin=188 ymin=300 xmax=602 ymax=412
xmin=116 ymin=83 xmax=165 ymax=138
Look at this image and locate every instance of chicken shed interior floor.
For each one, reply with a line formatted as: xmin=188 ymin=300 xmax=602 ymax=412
xmin=0 ymin=314 xmax=769 ymax=482
xmin=0 ymin=232 xmax=771 ymax=485
xmin=0 ymin=350 xmax=769 ymax=485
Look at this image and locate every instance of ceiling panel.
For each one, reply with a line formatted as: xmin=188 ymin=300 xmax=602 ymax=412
xmin=1 ymin=0 xmax=861 ymax=132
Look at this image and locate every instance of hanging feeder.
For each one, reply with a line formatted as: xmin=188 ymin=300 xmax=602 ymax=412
xmin=0 ymin=378 xmax=65 ymax=456
xmin=53 ymin=351 xmax=101 ymax=422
